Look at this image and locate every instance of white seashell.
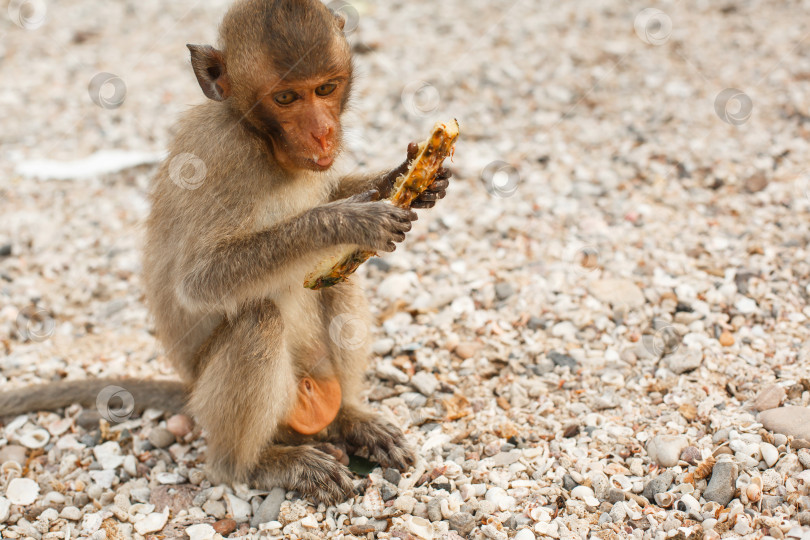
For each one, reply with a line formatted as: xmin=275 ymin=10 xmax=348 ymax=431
xmin=760 ymin=442 xmax=779 ymax=467
xmin=1 ymin=461 xmax=22 ymax=477
xmin=736 ymin=473 xmax=751 ymax=489
xmin=676 ymin=493 xmax=700 ymax=518
xmin=0 ymin=496 xmax=10 ymax=522
xmin=610 ymin=474 xmax=631 ymax=491
xmin=156 ymin=472 xmax=184 ymax=485
xmin=186 ymin=523 xmax=216 ymax=540
xmin=6 ymin=477 xmax=39 ymax=505
xmin=362 ymin=488 xmax=384 ymax=517
xmin=18 ymin=428 xmax=49 ymax=449
xmin=514 ymin=529 xmax=536 ymax=540
xmin=624 ymin=499 xmax=643 ymax=521
xmin=406 ymin=516 xmax=434 ymax=540
xmin=702 ymin=501 xmax=721 ymax=515
xmin=570 ymin=485 xmax=598 ymax=507
xmin=46 ymin=418 xmax=73 ymax=437
xmin=654 ymin=492 xmax=675 ymax=507
xmin=133 ymin=509 xmax=169 ymax=535
xmin=745 ymin=483 xmax=762 ymax=503
xmin=529 ymin=507 xmax=551 ymax=522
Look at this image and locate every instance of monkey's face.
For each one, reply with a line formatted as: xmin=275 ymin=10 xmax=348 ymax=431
xmin=252 ymin=73 xmax=349 ymax=172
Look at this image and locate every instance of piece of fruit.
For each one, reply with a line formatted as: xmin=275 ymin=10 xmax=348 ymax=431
xmin=304 ymin=119 xmax=460 ymax=289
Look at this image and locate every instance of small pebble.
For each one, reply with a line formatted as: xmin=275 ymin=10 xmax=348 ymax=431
xmin=448 ymin=512 xmax=475 ymax=535
xmin=718 ymin=330 xmax=734 ymax=346
xmin=454 ymin=342 xmax=479 ymax=359
xmin=213 ymin=518 xmax=237 ymax=535
xmin=703 ymin=460 xmax=738 ymax=506
xmin=166 ymin=414 xmax=193 ymax=438
xmin=411 ymin=371 xmax=439 ymax=396
xmin=754 ymin=384 xmax=786 ymax=411
xmin=148 ymin=427 xmax=176 ymax=449
xmin=759 ymin=406 xmax=810 ymax=440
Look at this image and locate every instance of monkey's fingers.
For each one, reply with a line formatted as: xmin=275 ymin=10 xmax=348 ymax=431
xmin=436 ymin=166 xmax=452 ymax=180
xmin=406 ymin=141 xmax=419 ymax=161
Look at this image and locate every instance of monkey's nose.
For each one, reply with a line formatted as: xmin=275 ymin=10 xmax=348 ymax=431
xmin=312 ymin=128 xmax=333 ymax=151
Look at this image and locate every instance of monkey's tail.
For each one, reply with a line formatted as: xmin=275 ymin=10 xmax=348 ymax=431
xmin=0 ymin=378 xmax=188 ymax=417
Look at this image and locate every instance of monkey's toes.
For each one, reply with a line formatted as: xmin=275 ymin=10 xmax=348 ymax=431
xmin=345 ymin=418 xmax=415 ymax=471
xmin=295 ymin=448 xmax=355 ymax=506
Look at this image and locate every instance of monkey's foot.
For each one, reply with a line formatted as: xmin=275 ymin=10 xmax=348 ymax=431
xmin=254 ymin=445 xmax=355 ymax=506
xmin=337 ymin=415 xmax=416 ymax=471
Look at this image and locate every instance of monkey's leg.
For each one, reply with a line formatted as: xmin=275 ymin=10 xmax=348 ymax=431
xmin=189 ymin=300 xmax=354 ymax=504
xmin=320 ymin=282 xmax=416 ymax=470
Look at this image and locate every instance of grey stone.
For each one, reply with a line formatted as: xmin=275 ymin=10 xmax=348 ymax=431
xmin=665 ymin=349 xmax=703 ymax=374
xmin=380 ymin=482 xmax=397 ymax=501
xmin=427 ymin=498 xmax=442 ymax=522
xmin=548 ymin=351 xmax=577 ymax=370
xmin=76 ymin=410 xmax=101 ymax=431
xmin=563 ymin=474 xmax=578 ymax=491
xmin=410 ymin=372 xmax=439 ymax=397
xmin=448 ymin=512 xmax=475 ymax=535
xmin=251 ymin=487 xmax=285 ymax=527
xmin=608 ymin=488 xmax=625 ymax=503
xmin=527 ymin=316 xmax=544 ymax=330
xmin=754 ymin=384 xmax=786 ymax=411
xmin=368 ymin=519 xmax=388 ymax=532
xmin=494 ymin=282 xmax=515 ymax=300
xmin=703 ymin=460 xmax=738 ymax=506
xmin=383 ymin=468 xmax=402 ymax=486
xmin=147 ymin=428 xmax=175 ymax=449
xmin=759 ymin=407 xmax=810 ymax=440
xmin=400 ymin=392 xmax=427 ymax=408
xmin=642 ymin=471 xmax=674 ymax=501
xmin=761 ymin=495 xmax=785 ymax=513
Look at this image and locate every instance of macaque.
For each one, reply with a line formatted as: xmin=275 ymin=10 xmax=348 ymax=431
xmin=0 ymin=0 xmax=452 ymax=504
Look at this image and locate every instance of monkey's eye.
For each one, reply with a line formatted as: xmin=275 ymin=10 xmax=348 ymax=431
xmin=315 ymin=83 xmax=337 ymax=97
xmin=274 ymin=91 xmax=298 ymax=105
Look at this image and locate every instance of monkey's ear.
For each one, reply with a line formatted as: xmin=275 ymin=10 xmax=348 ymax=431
xmin=332 ymin=12 xmax=346 ymax=30
xmin=187 ymin=44 xmax=231 ymax=101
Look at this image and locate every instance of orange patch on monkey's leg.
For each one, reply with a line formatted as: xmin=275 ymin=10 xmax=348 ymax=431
xmin=287 ymin=377 xmax=342 ymax=435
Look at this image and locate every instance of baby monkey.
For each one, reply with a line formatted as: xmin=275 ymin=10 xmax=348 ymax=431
xmin=0 ymin=0 xmax=451 ymax=504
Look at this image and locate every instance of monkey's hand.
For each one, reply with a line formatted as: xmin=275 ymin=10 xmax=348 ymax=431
xmin=411 ymin=166 xmax=452 ymax=209
xmin=332 ymin=190 xmax=417 ymax=253
xmin=378 ymin=141 xmax=453 ymax=207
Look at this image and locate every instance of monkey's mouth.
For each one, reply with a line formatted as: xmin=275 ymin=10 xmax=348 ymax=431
xmin=311 ymin=155 xmax=334 ymax=168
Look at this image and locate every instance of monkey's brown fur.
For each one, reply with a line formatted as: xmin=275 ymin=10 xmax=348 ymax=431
xmin=0 ymin=0 xmax=452 ymax=504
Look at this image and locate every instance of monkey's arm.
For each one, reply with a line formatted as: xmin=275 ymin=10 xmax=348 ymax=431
xmin=179 ymin=198 xmax=414 ymax=309
xmin=330 ymin=172 xmax=387 ymax=201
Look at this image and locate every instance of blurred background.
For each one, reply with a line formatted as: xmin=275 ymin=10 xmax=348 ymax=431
xmin=3 ymin=0 xmax=810 ymax=388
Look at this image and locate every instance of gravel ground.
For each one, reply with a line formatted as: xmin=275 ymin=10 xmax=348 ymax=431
xmin=3 ymin=0 xmax=810 ymax=538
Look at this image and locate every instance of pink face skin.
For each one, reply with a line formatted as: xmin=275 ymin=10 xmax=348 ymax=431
xmin=257 ymin=73 xmax=350 ymax=173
